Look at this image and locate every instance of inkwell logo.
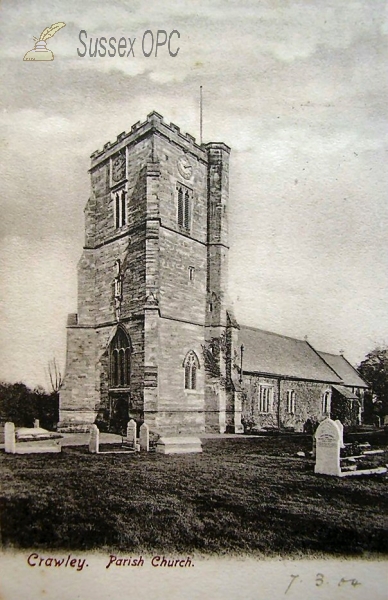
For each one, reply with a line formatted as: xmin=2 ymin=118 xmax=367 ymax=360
xmin=23 ymin=22 xmax=66 ymax=61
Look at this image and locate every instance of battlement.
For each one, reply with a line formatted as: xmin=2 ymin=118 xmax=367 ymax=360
xmin=90 ymin=111 xmax=208 ymax=169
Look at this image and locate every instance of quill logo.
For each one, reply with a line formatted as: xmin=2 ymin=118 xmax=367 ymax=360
xmin=23 ymin=22 xmax=66 ymax=61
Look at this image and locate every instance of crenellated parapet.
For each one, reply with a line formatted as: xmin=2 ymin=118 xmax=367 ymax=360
xmin=90 ymin=111 xmax=207 ymax=171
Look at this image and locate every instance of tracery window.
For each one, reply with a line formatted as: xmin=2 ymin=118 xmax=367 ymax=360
xmin=184 ymin=351 xmax=199 ymax=390
xmin=110 ymin=327 xmax=131 ymax=387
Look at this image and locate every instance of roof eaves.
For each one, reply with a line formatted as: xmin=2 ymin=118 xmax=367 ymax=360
xmin=242 ymin=369 xmax=342 ymax=384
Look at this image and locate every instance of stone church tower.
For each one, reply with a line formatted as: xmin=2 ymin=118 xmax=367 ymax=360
xmin=58 ymin=111 xmax=243 ymax=435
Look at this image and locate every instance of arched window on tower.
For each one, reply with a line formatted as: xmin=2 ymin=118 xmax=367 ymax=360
xmin=183 ymin=351 xmax=200 ymax=391
xmin=110 ymin=327 xmax=131 ymax=388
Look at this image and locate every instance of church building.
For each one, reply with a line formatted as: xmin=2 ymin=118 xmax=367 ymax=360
xmin=58 ymin=112 xmax=367 ymax=435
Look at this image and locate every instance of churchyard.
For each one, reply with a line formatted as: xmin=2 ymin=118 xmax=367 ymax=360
xmin=1 ymin=431 xmax=387 ymax=555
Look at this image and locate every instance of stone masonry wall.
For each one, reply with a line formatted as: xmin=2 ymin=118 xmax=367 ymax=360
xmin=58 ymin=327 xmax=99 ymax=430
xmin=157 ymin=318 xmax=205 ymax=434
xmin=91 ymin=138 xmax=151 ymax=248
xmin=60 ymin=133 xmax=151 ymax=428
xmin=154 ymin=134 xmax=208 ymax=242
xmin=204 ymin=144 xmax=232 ymax=431
xmin=159 ymin=228 xmax=207 ymax=323
xmin=242 ymin=374 xmax=332 ymax=432
xmin=155 ymin=133 xmax=208 ymax=323
xmin=279 ymin=379 xmax=331 ymax=431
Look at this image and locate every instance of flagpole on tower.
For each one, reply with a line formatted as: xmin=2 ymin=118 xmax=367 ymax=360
xmin=200 ymin=85 xmax=203 ymax=145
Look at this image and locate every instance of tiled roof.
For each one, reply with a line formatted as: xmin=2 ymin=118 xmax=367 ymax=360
xmin=238 ymin=326 xmax=342 ymax=382
xmin=317 ymin=352 xmax=368 ymax=388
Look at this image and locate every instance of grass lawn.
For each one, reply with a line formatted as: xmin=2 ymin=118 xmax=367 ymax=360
xmin=1 ymin=436 xmax=387 ymax=556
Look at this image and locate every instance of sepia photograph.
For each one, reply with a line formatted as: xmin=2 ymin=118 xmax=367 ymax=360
xmin=0 ymin=1 xmax=387 ymax=598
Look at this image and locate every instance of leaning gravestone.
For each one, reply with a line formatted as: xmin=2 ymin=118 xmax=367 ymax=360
xmin=89 ymin=424 xmax=99 ymax=454
xmin=139 ymin=423 xmax=149 ymax=452
xmin=126 ymin=420 xmax=137 ymax=450
xmin=335 ymin=419 xmax=345 ymax=448
xmin=4 ymin=422 xmax=16 ymax=454
xmin=314 ymin=418 xmax=341 ymax=476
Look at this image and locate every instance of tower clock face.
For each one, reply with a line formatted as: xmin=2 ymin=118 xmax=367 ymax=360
xmin=177 ymin=155 xmax=193 ymax=180
xmin=112 ymin=154 xmax=126 ymax=183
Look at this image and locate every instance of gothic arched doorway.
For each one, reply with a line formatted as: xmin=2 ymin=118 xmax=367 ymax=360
xmin=108 ymin=326 xmax=131 ymax=434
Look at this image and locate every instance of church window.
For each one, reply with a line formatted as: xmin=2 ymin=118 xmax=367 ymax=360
xmin=322 ymin=390 xmax=331 ymax=415
xmin=183 ymin=351 xmax=199 ymax=390
xmin=114 ymin=190 xmax=127 ymax=229
xmin=258 ymin=385 xmax=273 ymax=413
xmin=177 ymin=185 xmax=192 ymax=232
xmin=110 ymin=327 xmax=131 ymax=388
xmin=286 ymin=390 xmax=296 ymax=414
xmin=188 ymin=266 xmax=195 ymax=282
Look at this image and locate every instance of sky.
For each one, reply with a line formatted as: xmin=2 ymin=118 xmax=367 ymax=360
xmin=0 ymin=0 xmax=387 ymax=389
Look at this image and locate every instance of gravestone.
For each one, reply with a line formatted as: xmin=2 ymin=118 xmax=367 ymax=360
xmin=126 ymin=419 xmax=137 ymax=450
xmin=314 ymin=418 xmax=341 ymax=476
xmin=334 ymin=420 xmax=345 ymax=448
xmin=139 ymin=423 xmax=149 ymax=452
xmin=89 ymin=424 xmax=99 ymax=454
xmin=4 ymin=422 xmax=16 ymax=454
xmin=34 ymin=419 xmax=40 ymax=428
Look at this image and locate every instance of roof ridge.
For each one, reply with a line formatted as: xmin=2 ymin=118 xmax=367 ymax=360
xmin=317 ymin=350 xmax=337 ymax=358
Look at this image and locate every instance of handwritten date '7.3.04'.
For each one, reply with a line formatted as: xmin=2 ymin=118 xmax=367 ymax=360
xmin=285 ymin=573 xmax=361 ymax=595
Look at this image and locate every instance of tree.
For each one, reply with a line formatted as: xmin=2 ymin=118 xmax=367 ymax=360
xmin=46 ymin=358 xmax=63 ymax=394
xmin=358 ymin=346 xmax=388 ymax=421
xmin=0 ymin=381 xmax=59 ymax=429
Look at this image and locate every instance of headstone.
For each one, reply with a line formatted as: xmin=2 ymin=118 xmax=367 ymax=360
xmin=139 ymin=423 xmax=149 ymax=452
xmin=156 ymin=436 xmax=203 ymax=455
xmin=314 ymin=418 xmax=341 ymax=476
xmin=89 ymin=424 xmax=99 ymax=453
xmin=125 ymin=419 xmax=137 ymax=449
xmin=4 ymin=422 xmax=16 ymax=454
xmin=334 ymin=420 xmax=345 ymax=448
xmin=34 ymin=419 xmax=40 ymax=428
